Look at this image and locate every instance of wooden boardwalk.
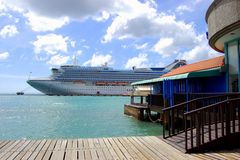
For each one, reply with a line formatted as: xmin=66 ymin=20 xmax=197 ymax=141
xmin=0 ymin=136 xmax=240 ymax=160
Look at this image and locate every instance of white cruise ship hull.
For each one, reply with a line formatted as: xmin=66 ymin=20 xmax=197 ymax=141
xmin=27 ymin=80 xmax=133 ymax=96
xmin=27 ymin=60 xmax=186 ymax=95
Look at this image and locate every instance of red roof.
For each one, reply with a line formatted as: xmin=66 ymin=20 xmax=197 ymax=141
xmin=161 ymin=56 xmax=224 ymax=78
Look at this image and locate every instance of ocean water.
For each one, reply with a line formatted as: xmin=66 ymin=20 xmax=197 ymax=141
xmin=0 ymin=95 xmax=162 ymax=140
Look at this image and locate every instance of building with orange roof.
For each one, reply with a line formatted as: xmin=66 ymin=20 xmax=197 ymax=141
xmin=161 ymin=56 xmax=224 ymax=78
xmin=131 ymin=0 xmax=240 ymax=107
xmin=132 ymin=56 xmax=227 ymax=106
xmin=125 ymin=0 xmax=240 ymax=153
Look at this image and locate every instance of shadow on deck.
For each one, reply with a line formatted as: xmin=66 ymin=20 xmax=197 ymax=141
xmin=162 ymin=95 xmax=240 ymax=153
xmin=162 ymin=121 xmax=240 ymax=153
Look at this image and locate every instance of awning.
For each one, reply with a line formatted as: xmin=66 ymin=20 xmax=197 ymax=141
xmin=131 ymin=77 xmax=164 ymax=86
xmin=188 ymin=67 xmax=222 ymax=78
xmin=131 ymin=67 xmax=223 ymax=86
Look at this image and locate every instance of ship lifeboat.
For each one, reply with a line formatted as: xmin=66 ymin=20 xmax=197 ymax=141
xmin=108 ymin=82 xmax=117 ymax=86
xmin=117 ymin=82 xmax=128 ymax=86
xmin=96 ymin=82 xmax=107 ymax=86
xmin=73 ymin=80 xmax=85 ymax=84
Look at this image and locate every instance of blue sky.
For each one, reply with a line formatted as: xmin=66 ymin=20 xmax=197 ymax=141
xmin=0 ymin=0 xmax=220 ymax=93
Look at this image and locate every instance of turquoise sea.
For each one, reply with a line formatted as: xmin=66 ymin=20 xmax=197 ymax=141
xmin=0 ymin=95 xmax=162 ymax=140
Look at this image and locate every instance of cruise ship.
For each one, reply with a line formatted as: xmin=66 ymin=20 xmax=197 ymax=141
xmin=27 ymin=60 xmax=186 ymax=96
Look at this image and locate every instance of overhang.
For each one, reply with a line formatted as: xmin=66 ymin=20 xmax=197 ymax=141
xmin=206 ymin=0 xmax=240 ymax=52
xmin=131 ymin=67 xmax=223 ymax=86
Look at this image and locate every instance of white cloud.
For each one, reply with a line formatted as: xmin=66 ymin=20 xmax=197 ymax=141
xmin=83 ymin=45 xmax=90 ymax=49
xmin=102 ymin=0 xmax=157 ymax=43
xmin=180 ymin=35 xmax=221 ymax=62
xmin=0 ymin=11 xmax=20 ymax=24
xmin=0 ymin=0 xmax=114 ymax=32
xmin=145 ymin=0 xmax=157 ymax=8
xmin=47 ymin=54 xmax=70 ymax=66
xmin=0 ymin=52 xmax=9 ymax=60
xmin=0 ymin=0 xmax=217 ymax=64
xmin=24 ymin=12 xmax=69 ymax=32
xmin=83 ymin=53 xmax=113 ymax=66
xmin=176 ymin=5 xmax=192 ymax=14
xmin=0 ymin=1 xmax=7 ymax=12
xmin=14 ymin=18 xmax=19 ymax=23
xmin=70 ymin=40 xmax=76 ymax=48
xmin=80 ymin=39 xmax=86 ymax=43
xmin=33 ymin=34 xmax=69 ymax=55
xmin=102 ymin=6 xmax=198 ymax=45
xmin=0 ymin=12 xmax=11 ymax=18
xmin=1 ymin=0 xmax=114 ymax=20
xmin=1 ymin=0 xmax=197 ymax=42
xmin=125 ymin=53 xmax=148 ymax=69
xmin=121 ymin=45 xmax=128 ymax=49
xmin=148 ymin=18 xmax=203 ymax=58
xmin=0 ymin=25 xmax=18 ymax=38
xmin=0 ymin=1 xmax=21 ymax=13
xmin=93 ymin=11 xmax=110 ymax=22
xmin=153 ymin=38 xmax=174 ymax=57
xmin=2 ymin=0 xmax=159 ymax=34
xmin=96 ymin=0 xmax=208 ymax=63
xmin=76 ymin=50 xmax=82 ymax=56
xmin=135 ymin=43 xmax=148 ymax=50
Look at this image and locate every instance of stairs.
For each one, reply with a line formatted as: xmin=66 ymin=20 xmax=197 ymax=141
xmin=162 ymin=95 xmax=240 ymax=153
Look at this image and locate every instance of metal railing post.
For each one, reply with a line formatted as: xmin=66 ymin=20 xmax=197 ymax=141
xmin=226 ymin=101 xmax=231 ymax=136
xmin=163 ymin=111 xmax=165 ymax=138
xmin=185 ymin=114 xmax=188 ymax=151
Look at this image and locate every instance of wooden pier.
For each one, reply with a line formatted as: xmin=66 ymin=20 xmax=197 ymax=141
xmin=124 ymin=95 xmax=164 ymax=120
xmin=124 ymin=95 xmax=148 ymax=120
xmin=124 ymin=104 xmax=147 ymax=120
xmin=0 ymin=136 xmax=240 ymax=160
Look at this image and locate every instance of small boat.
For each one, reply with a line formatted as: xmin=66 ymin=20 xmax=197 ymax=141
xmin=16 ymin=92 xmax=24 ymax=95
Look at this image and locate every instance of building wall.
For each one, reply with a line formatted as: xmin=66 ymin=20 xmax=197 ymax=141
xmin=152 ymin=83 xmax=163 ymax=94
xmin=225 ymin=39 xmax=240 ymax=92
xmin=206 ymin=0 xmax=240 ymax=52
xmin=200 ymin=76 xmax=226 ymax=92
xmin=206 ymin=0 xmax=240 ymax=39
xmin=207 ymin=0 xmax=240 ymax=92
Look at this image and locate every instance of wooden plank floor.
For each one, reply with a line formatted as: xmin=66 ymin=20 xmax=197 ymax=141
xmin=0 ymin=136 xmax=240 ymax=160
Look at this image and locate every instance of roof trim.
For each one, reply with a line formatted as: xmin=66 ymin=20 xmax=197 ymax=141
xmin=161 ymin=56 xmax=224 ymax=78
xmin=131 ymin=77 xmax=164 ymax=86
xmin=131 ymin=67 xmax=222 ymax=86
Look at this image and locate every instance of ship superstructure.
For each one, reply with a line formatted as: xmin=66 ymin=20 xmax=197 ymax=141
xmin=27 ymin=60 xmax=186 ymax=95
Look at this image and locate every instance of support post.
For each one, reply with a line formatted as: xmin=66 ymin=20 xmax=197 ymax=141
xmin=224 ymin=43 xmax=229 ymax=92
xmin=131 ymin=96 xmax=134 ymax=104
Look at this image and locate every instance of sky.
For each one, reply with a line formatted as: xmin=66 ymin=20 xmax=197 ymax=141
xmin=0 ymin=0 xmax=220 ymax=94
